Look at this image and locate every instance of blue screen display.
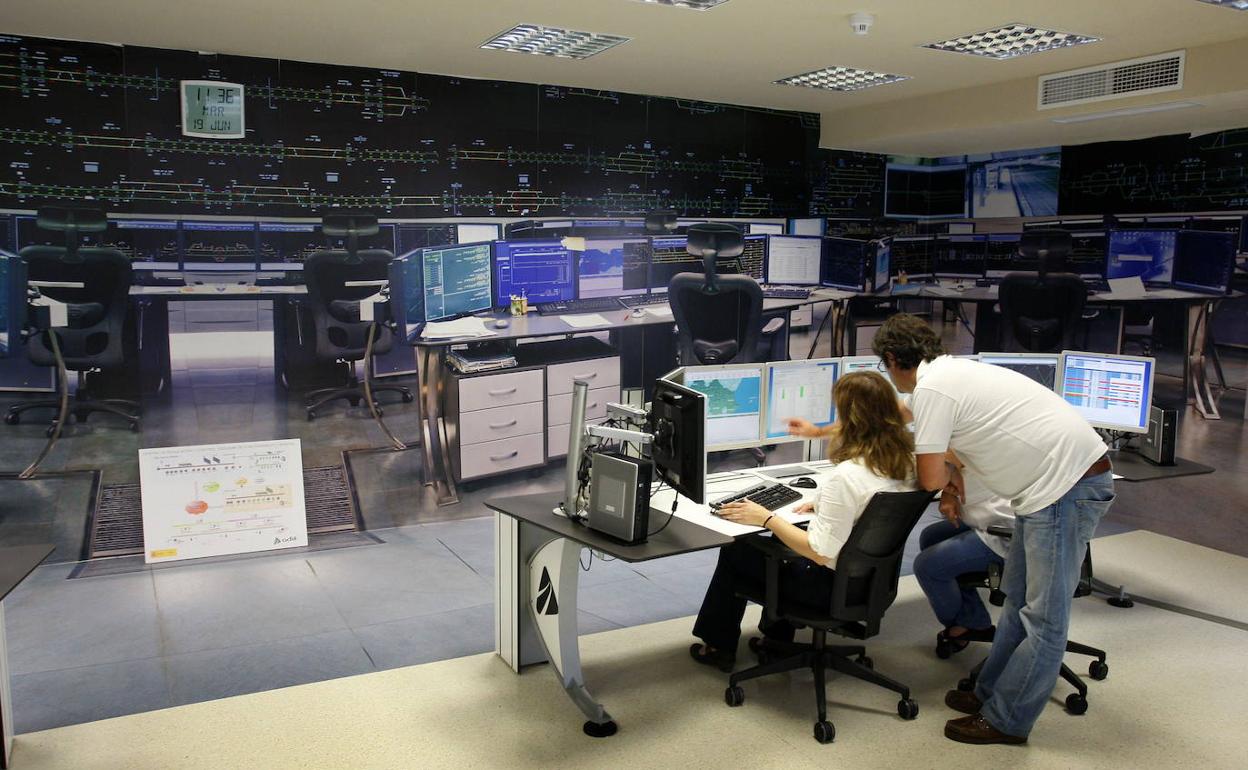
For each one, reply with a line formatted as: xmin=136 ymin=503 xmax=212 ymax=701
xmin=493 ymin=240 xmax=575 ymax=305
xmin=1107 ymin=230 xmax=1176 ymax=284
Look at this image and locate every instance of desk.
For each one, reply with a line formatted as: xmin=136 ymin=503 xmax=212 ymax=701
xmin=0 ymin=544 xmax=54 ymax=769
xmin=487 ymin=463 xmax=824 ymax=736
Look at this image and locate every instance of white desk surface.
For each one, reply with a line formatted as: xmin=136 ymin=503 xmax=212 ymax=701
xmin=652 ymin=460 xmax=832 ymax=538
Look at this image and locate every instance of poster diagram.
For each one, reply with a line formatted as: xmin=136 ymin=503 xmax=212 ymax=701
xmin=139 ymin=439 xmax=307 ymax=564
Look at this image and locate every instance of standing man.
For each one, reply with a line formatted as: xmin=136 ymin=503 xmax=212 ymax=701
xmin=873 ymin=314 xmax=1115 ymax=745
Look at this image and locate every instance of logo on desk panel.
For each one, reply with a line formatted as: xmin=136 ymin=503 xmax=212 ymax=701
xmin=536 ymin=567 xmax=560 ymax=616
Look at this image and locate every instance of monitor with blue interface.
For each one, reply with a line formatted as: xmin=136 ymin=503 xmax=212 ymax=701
xmin=766 ymin=236 xmax=822 ymax=285
xmin=422 ymin=242 xmax=492 ymax=322
xmin=979 ymin=352 xmax=1059 ymax=391
xmin=388 ymin=251 xmax=425 ymax=342
xmin=492 ymin=240 xmax=575 ymax=306
xmin=577 ymin=237 xmax=651 ymax=298
xmin=258 ymin=222 xmax=319 ymax=270
xmin=1107 ymin=230 xmax=1176 ymax=285
xmin=112 ymin=219 xmax=181 ymax=270
xmin=1058 ymin=351 xmax=1154 ymax=433
xmin=682 ymin=364 xmax=765 ymax=450
xmin=764 ymin=359 xmax=838 ymax=442
xmin=0 ymin=251 xmax=26 ymax=359
xmin=1172 ymin=231 xmax=1237 ymax=295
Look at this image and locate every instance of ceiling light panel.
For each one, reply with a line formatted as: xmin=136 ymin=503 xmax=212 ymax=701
xmin=634 ymin=0 xmax=731 ymax=9
xmin=923 ymin=24 xmax=1100 ymax=60
xmin=1194 ymin=0 xmax=1248 ymax=9
xmin=774 ymin=66 xmax=908 ymax=92
xmin=481 ymin=25 xmax=630 ymax=59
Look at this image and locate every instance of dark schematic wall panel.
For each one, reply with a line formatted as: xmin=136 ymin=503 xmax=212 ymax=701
xmin=1060 ymin=129 xmax=1248 ymax=214
xmin=0 ymin=34 xmax=874 ymax=219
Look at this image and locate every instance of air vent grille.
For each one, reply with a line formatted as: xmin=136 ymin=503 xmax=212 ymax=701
xmin=1038 ymin=51 xmax=1184 ymax=109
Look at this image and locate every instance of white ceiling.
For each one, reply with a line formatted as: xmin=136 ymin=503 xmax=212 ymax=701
xmin=4 ymin=0 xmax=1248 ymax=154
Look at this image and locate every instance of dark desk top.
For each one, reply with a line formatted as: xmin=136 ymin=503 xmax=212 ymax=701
xmin=0 ymin=544 xmax=54 ymax=603
xmin=486 ymin=493 xmax=733 ymax=563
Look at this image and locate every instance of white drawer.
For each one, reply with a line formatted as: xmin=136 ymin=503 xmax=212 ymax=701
xmin=458 ymin=370 xmax=543 ymax=413
xmin=460 ymin=403 xmax=545 ymax=445
xmin=548 ymin=418 xmax=606 ymax=459
xmin=459 ymin=435 xmax=544 ymax=480
xmin=546 ymin=357 xmax=620 ymax=396
xmin=547 ymin=386 xmax=618 ymax=427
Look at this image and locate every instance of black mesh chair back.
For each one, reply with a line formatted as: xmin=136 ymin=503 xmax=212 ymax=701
xmin=998 ymin=272 xmax=1087 ymax=353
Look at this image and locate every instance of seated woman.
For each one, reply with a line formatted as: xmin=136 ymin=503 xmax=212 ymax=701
xmin=912 ymin=466 xmax=1014 ymax=655
xmin=690 ymin=371 xmax=916 ymax=672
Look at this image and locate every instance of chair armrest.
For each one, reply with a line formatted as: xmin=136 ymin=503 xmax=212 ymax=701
xmin=761 ymin=317 xmax=785 ymax=336
xmin=742 ymin=535 xmax=800 ymax=624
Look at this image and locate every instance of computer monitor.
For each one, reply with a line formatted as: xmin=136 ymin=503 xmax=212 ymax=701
xmin=457 ymin=223 xmax=502 ymax=244
xmin=890 ymin=236 xmax=932 ymax=278
xmin=258 ymin=222 xmax=319 ymax=270
xmin=576 ymin=237 xmax=652 ymax=298
xmin=181 ymin=221 xmax=259 ymax=273
xmin=1068 ymin=232 xmax=1108 ymax=278
xmin=648 ymin=235 xmax=693 ymax=291
xmin=979 ymin=352 xmax=1060 ymax=391
xmin=766 ymin=236 xmax=822 ymax=286
xmin=734 ymin=234 xmax=767 ymax=281
xmin=422 ymin=242 xmax=493 ymax=322
xmin=1107 ymin=230 xmax=1177 ymax=285
xmin=820 ymin=238 xmax=866 ymax=290
xmin=0 ymin=251 xmax=27 ymax=359
xmin=983 ymin=233 xmax=1027 ymax=278
xmin=841 ymin=355 xmax=896 ymax=390
xmin=388 ymin=250 xmax=425 ymax=343
xmin=492 ymin=239 xmax=575 ymax=306
xmin=1057 ymin=351 xmax=1155 ymax=433
xmin=933 ymin=235 xmax=986 ymax=279
xmin=1172 ymin=230 xmax=1237 ymax=295
xmin=872 ymin=239 xmax=892 ymax=293
xmin=764 ymin=359 xmax=838 ymax=443
xmin=648 ymin=379 xmax=707 ymax=504
xmin=749 ymin=223 xmax=784 ymax=235
xmin=110 ymin=219 xmax=182 ymax=270
xmin=682 ymin=364 xmax=765 ymax=450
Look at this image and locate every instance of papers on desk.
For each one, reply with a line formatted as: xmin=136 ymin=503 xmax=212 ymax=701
xmin=420 ymin=317 xmax=498 ymax=340
xmin=645 ymin=306 xmax=674 ymax=319
xmin=924 ymin=286 xmax=967 ymax=298
xmin=560 ymin=313 xmax=611 ymax=329
xmin=1105 ymin=277 xmax=1147 ymax=299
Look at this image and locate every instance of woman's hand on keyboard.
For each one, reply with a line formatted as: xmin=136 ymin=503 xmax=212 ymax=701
xmin=718 ymin=500 xmax=769 ymax=527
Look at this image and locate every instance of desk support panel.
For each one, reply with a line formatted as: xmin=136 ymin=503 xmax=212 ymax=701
xmin=1 ymin=603 xmax=13 ymax=768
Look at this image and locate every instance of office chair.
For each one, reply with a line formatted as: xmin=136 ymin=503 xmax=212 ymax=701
xmin=939 ymin=525 xmax=1109 ymax=716
xmin=724 ymin=489 xmax=933 ymax=744
xmin=302 ymin=213 xmax=413 ymax=420
xmin=6 ymin=207 xmax=140 ymax=435
xmin=998 ymin=230 xmax=1087 ymax=353
xmin=668 ymin=223 xmax=785 ymax=366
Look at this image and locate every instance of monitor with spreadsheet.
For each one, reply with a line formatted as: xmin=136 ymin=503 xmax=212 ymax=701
xmin=682 ymin=364 xmax=765 ymax=450
xmin=979 ymin=352 xmax=1059 ymax=391
xmin=1058 ymin=352 xmax=1154 ymax=433
xmin=576 ymin=237 xmax=652 ymax=298
xmin=422 ymin=242 xmax=493 ymax=322
xmin=1172 ymin=230 xmax=1237 ymax=295
xmin=1107 ymin=230 xmax=1176 ymax=285
xmin=764 ymin=359 xmax=838 ymax=442
xmin=841 ymin=355 xmax=895 ymax=390
xmin=492 ymin=240 xmax=574 ymax=306
xmin=749 ymin=223 xmax=784 ymax=235
xmin=766 ymin=235 xmax=822 ymax=286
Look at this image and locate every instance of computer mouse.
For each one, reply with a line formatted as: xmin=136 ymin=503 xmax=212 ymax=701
xmin=790 ymin=476 xmax=817 ymax=489
xmin=493 ymin=319 xmax=511 ymax=329
xmin=630 ymin=307 xmax=644 ymax=318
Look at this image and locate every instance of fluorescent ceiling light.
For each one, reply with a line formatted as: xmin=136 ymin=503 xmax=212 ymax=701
xmin=480 ymin=24 xmax=630 ymax=59
xmin=774 ymin=66 xmax=908 ymax=92
xmin=1194 ymin=0 xmax=1248 ymax=9
xmin=923 ymin=23 xmax=1100 ymax=60
xmin=634 ymin=0 xmax=731 ymax=9
xmin=1050 ymin=101 xmax=1201 ymax=124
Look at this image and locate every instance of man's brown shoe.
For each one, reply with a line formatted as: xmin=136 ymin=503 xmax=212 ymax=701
xmin=944 ymin=689 xmax=982 ymax=715
xmin=944 ymin=714 xmax=1027 ymax=745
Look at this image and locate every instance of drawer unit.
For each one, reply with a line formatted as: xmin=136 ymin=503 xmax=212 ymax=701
xmin=458 ymin=370 xmax=544 ymax=413
xmin=457 ymin=436 xmax=546 ymax=480
xmin=547 ymin=386 xmax=618 ymax=428
xmin=446 ymin=366 xmax=546 ymax=483
xmin=459 ymin=404 xmax=544 ymax=444
xmin=546 ymin=357 xmax=621 ymax=396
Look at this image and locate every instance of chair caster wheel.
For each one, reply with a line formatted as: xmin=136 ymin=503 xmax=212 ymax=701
xmin=935 ymin=639 xmax=952 ymax=659
xmin=1066 ymin=693 xmax=1088 ymax=715
xmin=582 ymin=720 xmax=617 ymax=738
xmin=813 ymin=720 xmax=835 ymax=744
xmin=402 ymin=392 xmax=415 ymax=403
xmin=724 ymin=686 xmax=744 ymax=707
xmin=897 ymin=698 xmax=919 ymax=720
xmin=1088 ymin=660 xmax=1108 ymax=680
xmin=373 ymin=406 xmax=384 ymax=416
xmin=1107 ymin=596 xmax=1134 ymax=608
xmin=306 ymin=411 xmax=316 ymax=421
xmin=957 ymin=677 xmax=975 ymax=692
xmin=5 ymin=413 xmax=18 ymax=425
xmin=858 ymin=655 xmax=874 ymax=670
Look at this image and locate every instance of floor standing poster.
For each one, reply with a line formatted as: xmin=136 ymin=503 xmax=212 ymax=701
xmin=139 ymin=439 xmax=308 ymax=564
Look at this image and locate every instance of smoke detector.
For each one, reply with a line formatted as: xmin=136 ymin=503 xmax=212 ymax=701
xmin=849 ymin=13 xmax=875 ymax=35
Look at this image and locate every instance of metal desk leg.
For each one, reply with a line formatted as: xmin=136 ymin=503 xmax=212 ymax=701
xmin=1187 ymin=301 xmax=1220 ymax=420
xmin=418 ymin=345 xmax=459 ymax=505
xmin=1 ymin=602 xmax=14 ymax=768
xmin=495 ymin=515 xmax=617 ymax=737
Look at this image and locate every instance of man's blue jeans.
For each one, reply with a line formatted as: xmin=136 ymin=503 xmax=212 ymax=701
xmin=975 ymin=471 xmax=1116 ymax=737
xmin=914 ymin=521 xmax=1004 ymax=631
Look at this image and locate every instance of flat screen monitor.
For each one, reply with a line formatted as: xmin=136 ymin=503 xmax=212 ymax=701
xmin=983 ymin=234 xmax=1032 ymax=278
xmin=890 ymin=236 xmax=932 ymax=277
xmin=764 ymin=359 xmax=838 ymax=442
xmin=933 ymin=235 xmax=986 ymax=278
xmin=111 ymin=219 xmax=181 ymax=270
xmin=577 ymin=237 xmax=651 ymax=298
xmin=1058 ymin=351 xmax=1154 ymax=433
xmin=181 ymin=221 xmax=259 ymax=272
xmin=979 ymin=352 xmax=1059 ymax=391
xmin=325 ymin=223 xmax=396 ymax=255
xmin=648 ymin=235 xmax=694 ymax=291
xmin=457 ymin=223 xmax=501 ymax=244
xmin=766 ymin=235 xmax=822 ymax=286
xmin=388 ymin=251 xmax=425 ymax=343
xmin=841 ymin=355 xmax=895 ymax=390
xmin=1107 ymin=230 xmax=1177 ymax=285
xmin=749 ymin=223 xmax=784 ymax=235
xmin=422 ymin=242 xmax=493 ymax=322
xmin=0 ymin=215 xmax=12 ymax=253
xmin=492 ymin=240 xmax=575 ymax=306
xmin=734 ymin=234 xmax=767 ymax=281
xmin=873 ymin=239 xmax=892 ymax=293
xmin=682 ymin=364 xmax=765 ymax=450
xmin=1172 ymin=230 xmax=1237 ymax=295
xmin=258 ymin=222 xmax=319 ymax=270
xmin=819 ymin=238 xmax=865 ymax=290
xmin=648 ymin=379 xmax=707 ymax=504
xmin=1069 ymin=232 xmax=1108 ymax=278
xmin=0 ymin=251 xmax=26 ymax=359
xmin=788 ymin=218 xmax=825 ymax=237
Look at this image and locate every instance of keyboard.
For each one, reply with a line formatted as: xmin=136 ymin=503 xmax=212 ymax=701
xmin=535 ymin=296 xmax=626 ymax=315
xmin=709 ymin=482 xmax=804 ymax=513
xmin=762 ymin=287 xmax=812 ymax=300
xmin=620 ymin=294 xmax=670 ymax=309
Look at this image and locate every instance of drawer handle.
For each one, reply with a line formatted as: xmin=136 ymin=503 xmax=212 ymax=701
xmin=572 ymin=372 xmax=598 ymax=380
xmin=490 ymin=451 xmax=520 ymax=461
xmin=489 ymin=419 xmax=518 ymax=429
xmin=488 ymin=387 xmax=518 ymax=396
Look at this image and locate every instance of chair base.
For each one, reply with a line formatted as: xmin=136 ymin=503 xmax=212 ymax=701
xmin=6 ymin=395 xmax=140 ymax=434
xmin=304 ymin=379 xmax=414 ymax=421
xmin=957 ymin=636 xmax=1108 ymax=716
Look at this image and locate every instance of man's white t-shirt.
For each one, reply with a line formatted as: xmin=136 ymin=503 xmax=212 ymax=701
xmin=911 ymin=356 xmax=1106 ymax=515
xmin=807 ymin=459 xmax=915 ymax=569
xmin=959 ymin=468 xmax=1014 ymax=557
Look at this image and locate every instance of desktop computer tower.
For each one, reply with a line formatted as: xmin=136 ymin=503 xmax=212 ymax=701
xmin=1139 ymin=405 xmax=1176 ymax=466
xmin=588 ymin=452 xmax=652 ymax=544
